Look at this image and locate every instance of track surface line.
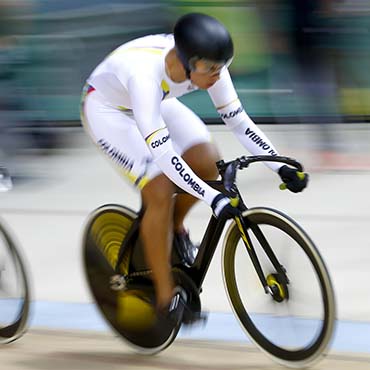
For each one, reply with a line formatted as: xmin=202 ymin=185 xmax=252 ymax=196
xmin=2 ymin=329 xmax=370 ymax=370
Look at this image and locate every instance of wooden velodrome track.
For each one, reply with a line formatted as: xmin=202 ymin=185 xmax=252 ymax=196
xmin=2 ymin=329 xmax=369 ymax=370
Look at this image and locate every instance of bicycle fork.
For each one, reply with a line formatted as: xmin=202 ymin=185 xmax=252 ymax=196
xmin=235 ymin=215 xmax=289 ymax=300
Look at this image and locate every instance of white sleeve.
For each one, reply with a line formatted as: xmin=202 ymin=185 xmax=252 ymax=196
xmin=127 ymin=75 xmax=219 ymax=205
xmin=208 ymin=70 xmax=282 ymax=172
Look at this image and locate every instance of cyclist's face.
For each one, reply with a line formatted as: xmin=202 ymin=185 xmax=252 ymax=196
xmin=190 ymin=60 xmax=225 ymax=89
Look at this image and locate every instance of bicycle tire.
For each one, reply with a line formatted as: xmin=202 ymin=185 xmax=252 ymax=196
xmin=0 ymin=219 xmax=30 ymax=344
xmin=82 ymin=204 xmax=180 ymax=354
xmin=222 ymin=207 xmax=336 ymax=368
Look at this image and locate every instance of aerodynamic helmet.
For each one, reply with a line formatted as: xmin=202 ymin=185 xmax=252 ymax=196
xmin=174 ymin=13 xmax=234 ymax=77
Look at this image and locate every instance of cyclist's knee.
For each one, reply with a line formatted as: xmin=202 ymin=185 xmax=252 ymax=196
xmin=183 ymin=142 xmax=220 ymax=180
xmin=141 ymin=174 xmax=175 ymax=208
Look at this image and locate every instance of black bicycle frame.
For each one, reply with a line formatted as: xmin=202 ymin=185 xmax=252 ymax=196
xmin=174 ymin=179 xmax=286 ymax=294
xmin=188 ymin=212 xmax=227 ymax=288
xmin=172 ymin=154 xmax=302 ymax=292
xmin=115 ymin=155 xmax=301 ymax=293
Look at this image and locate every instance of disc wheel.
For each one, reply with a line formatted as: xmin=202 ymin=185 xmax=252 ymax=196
xmin=82 ymin=204 xmax=180 ymax=354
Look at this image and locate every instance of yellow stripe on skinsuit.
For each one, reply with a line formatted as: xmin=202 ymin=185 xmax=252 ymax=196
xmin=110 ymin=47 xmax=166 ymax=57
xmin=117 ymin=105 xmax=133 ymax=115
xmin=161 ymin=80 xmax=170 ymax=99
xmin=136 ymin=176 xmax=150 ymax=189
xmin=216 ymin=98 xmax=240 ymax=111
xmin=118 ymin=167 xmax=150 ymax=190
xmin=145 ymin=127 xmax=166 ymax=145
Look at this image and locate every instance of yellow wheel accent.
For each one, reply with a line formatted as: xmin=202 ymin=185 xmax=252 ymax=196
xmin=267 ymin=274 xmax=286 ymax=301
xmin=90 ymin=211 xmax=134 ymax=274
xmin=117 ymin=290 xmax=157 ymax=332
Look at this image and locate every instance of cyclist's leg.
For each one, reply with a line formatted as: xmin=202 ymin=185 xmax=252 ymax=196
xmin=161 ymin=98 xmax=220 ymax=232
xmin=140 ymin=174 xmax=176 ymax=308
xmin=81 ymin=88 xmax=177 ymax=309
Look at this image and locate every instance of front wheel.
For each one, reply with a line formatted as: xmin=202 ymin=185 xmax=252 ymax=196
xmin=222 ymin=207 xmax=336 ymax=368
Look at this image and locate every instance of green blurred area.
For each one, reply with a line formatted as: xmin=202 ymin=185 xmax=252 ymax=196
xmin=2 ymin=0 xmax=370 ymax=124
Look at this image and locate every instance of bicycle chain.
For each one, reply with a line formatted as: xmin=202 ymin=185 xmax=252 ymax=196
xmin=110 ymin=270 xmax=153 ymax=291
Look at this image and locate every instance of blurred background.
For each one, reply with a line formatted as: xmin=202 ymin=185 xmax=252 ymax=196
xmin=1 ymin=0 xmax=370 ymax=181
xmin=0 ymin=0 xmax=370 ymax=349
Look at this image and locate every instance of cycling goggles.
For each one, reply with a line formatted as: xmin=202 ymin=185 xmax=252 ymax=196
xmin=188 ymin=57 xmax=233 ymax=75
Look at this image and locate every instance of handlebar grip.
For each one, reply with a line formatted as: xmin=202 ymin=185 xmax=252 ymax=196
xmin=280 ymin=171 xmax=306 ymax=191
xmin=279 ymin=183 xmax=287 ymax=190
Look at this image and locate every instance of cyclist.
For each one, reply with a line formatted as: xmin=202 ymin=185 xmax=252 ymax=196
xmin=80 ymin=13 xmax=308 ymax=326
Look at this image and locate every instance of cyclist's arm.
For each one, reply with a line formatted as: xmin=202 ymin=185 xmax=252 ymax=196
xmin=127 ymin=75 xmax=219 ymax=205
xmin=208 ymin=70 xmax=282 ymax=172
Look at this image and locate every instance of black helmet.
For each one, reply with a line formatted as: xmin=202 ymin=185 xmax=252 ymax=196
xmin=174 ymin=13 xmax=234 ymax=77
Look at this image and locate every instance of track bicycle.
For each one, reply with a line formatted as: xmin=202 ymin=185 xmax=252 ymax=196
xmin=82 ymin=155 xmax=336 ymax=368
xmin=0 ymin=216 xmax=31 ymax=344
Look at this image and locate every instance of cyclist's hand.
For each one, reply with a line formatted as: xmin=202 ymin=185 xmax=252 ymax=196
xmin=278 ymin=165 xmax=309 ymax=193
xmin=211 ymin=194 xmax=240 ymax=219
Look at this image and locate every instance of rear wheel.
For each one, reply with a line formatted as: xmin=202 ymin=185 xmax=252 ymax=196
xmin=82 ymin=204 xmax=180 ymax=354
xmin=222 ymin=207 xmax=336 ymax=368
xmin=0 ymin=220 xmax=30 ymax=344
